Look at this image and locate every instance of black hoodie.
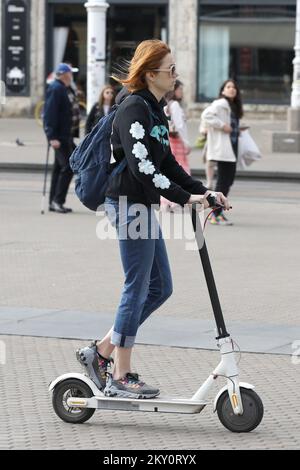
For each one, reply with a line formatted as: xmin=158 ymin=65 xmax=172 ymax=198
xmin=106 ymin=88 xmax=207 ymax=206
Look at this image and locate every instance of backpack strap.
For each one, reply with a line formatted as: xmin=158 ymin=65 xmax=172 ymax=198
xmin=110 ymin=155 xmax=127 ymax=179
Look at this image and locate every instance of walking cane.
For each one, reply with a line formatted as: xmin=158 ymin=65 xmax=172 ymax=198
xmin=41 ymin=142 xmax=51 ymax=214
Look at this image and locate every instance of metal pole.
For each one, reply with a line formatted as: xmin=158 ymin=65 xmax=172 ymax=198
xmin=291 ymin=0 xmax=300 ymax=108
xmin=84 ymin=0 xmax=109 ymax=113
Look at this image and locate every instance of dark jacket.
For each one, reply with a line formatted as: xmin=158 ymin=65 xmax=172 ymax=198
xmin=85 ymin=103 xmax=108 ymax=135
xmin=106 ymin=88 xmax=207 ymax=207
xmin=43 ymin=79 xmax=72 ymax=145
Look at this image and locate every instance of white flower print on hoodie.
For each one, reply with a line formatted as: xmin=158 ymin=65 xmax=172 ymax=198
xmin=132 ymin=141 xmax=148 ymax=160
xmin=129 ymin=121 xmax=145 ymax=140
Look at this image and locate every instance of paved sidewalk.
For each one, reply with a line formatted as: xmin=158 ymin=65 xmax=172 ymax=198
xmin=0 ymin=168 xmax=299 ymax=449
xmin=0 ymin=335 xmax=299 ymax=450
xmin=0 ymin=118 xmax=300 ymax=179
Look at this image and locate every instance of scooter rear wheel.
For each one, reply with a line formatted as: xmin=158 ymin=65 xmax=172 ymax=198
xmin=52 ymin=378 xmax=95 ymax=424
xmin=216 ymin=387 xmax=264 ymax=432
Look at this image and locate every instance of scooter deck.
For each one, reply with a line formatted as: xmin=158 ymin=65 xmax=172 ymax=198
xmin=67 ymin=395 xmax=208 ymax=414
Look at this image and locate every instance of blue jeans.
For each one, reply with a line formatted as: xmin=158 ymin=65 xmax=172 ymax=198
xmin=104 ymin=196 xmax=173 ymax=348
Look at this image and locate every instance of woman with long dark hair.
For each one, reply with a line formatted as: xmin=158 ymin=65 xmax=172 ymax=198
xmin=202 ymin=79 xmax=243 ymax=225
xmin=76 ymin=40 xmax=231 ymax=399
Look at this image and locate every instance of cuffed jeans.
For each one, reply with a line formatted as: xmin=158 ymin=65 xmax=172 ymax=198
xmin=104 ymin=197 xmax=173 ymax=348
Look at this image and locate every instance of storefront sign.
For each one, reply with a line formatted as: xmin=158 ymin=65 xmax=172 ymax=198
xmin=2 ymin=0 xmax=30 ymax=96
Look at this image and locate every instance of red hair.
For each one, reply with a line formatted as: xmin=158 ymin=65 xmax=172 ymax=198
xmin=112 ymin=39 xmax=171 ymax=92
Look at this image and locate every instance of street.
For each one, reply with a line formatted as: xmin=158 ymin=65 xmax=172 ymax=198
xmin=0 ymin=173 xmax=299 ymax=325
xmin=0 ymin=172 xmax=299 ymax=449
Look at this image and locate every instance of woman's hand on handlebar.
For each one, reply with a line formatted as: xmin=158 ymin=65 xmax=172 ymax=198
xmin=188 ymin=194 xmax=210 ymax=210
xmin=188 ymin=192 xmax=231 ymax=211
xmin=205 ymin=191 xmax=231 ymax=211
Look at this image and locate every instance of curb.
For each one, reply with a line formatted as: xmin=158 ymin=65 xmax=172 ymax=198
xmin=0 ymin=162 xmax=299 ymax=181
xmin=192 ymin=168 xmax=300 ymax=182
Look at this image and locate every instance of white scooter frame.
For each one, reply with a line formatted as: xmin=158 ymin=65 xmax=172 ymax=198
xmin=49 ymin=203 xmax=264 ymax=432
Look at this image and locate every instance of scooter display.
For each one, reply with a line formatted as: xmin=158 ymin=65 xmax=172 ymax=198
xmin=49 ymin=197 xmax=264 ymax=432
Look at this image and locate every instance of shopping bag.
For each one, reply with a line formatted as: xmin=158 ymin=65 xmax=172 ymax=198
xmin=237 ymin=129 xmax=262 ymax=169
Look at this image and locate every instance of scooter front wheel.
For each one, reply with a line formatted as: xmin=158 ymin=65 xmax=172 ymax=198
xmin=216 ymin=387 xmax=264 ymax=433
xmin=52 ymin=378 xmax=95 ymax=424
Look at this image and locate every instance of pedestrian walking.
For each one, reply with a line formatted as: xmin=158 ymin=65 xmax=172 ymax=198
xmin=161 ymin=80 xmax=191 ymax=211
xmin=76 ymin=39 xmax=231 ymax=399
xmin=201 ymin=79 xmax=244 ymax=226
xmin=43 ymin=63 xmax=79 ymax=213
xmin=85 ymin=85 xmax=116 ymax=135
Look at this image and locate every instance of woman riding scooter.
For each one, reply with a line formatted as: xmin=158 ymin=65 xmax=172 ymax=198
xmin=76 ymin=39 xmax=231 ymax=399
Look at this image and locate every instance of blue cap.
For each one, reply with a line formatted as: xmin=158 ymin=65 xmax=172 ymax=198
xmin=55 ymin=63 xmax=79 ymax=75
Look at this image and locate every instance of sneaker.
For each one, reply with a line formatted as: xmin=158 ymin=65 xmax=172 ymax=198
xmin=208 ymin=213 xmax=220 ymax=225
xmin=104 ymin=372 xmax=160 ymax=399
xmin=217 ymin=213 xmax=233 ymax=226
xmin=76 ymin=341 xmax=113 ymax=391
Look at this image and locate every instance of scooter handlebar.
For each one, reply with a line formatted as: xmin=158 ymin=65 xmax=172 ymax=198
xmin=206 ymin=194 xmax=225 ymax=209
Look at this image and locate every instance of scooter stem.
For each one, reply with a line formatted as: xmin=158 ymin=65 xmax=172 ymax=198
xmin=190 ymin=204 xmax=230 ymax=339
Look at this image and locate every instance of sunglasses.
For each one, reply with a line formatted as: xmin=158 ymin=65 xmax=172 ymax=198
xmin=151 ymin=64 xmax=177 ymax=77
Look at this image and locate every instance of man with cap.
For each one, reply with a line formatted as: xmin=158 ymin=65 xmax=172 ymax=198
xmin=43 ymin=63 xmax=80 ymax=213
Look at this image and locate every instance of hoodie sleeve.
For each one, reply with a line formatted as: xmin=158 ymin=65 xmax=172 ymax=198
xmin=115 ymin=99 xmax=192 ymax=206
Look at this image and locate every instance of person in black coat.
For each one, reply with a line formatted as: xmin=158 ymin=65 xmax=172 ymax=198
xmin=43 ymin=63 xmax=79 ymax=213
xmin=85 ymin=85 xmax=115 ymax=134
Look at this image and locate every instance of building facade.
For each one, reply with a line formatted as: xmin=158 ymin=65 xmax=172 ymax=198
xmin=0 ymin=0 xmax=297 ymax=117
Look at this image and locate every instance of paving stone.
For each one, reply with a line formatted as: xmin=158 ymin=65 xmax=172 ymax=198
xmin=0 ymin=335 xmax=299 ymax=450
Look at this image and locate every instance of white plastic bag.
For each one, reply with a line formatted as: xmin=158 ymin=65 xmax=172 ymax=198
xmin=237 ymin=130 xmax=262 ymax=170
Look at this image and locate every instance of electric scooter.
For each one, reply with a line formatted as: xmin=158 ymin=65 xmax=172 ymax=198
xmin=49 ymin=198 xmax=264 ymax=432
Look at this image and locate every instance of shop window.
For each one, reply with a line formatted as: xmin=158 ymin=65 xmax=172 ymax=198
xmin=198 ymin=3 xmax=295 ymax=103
